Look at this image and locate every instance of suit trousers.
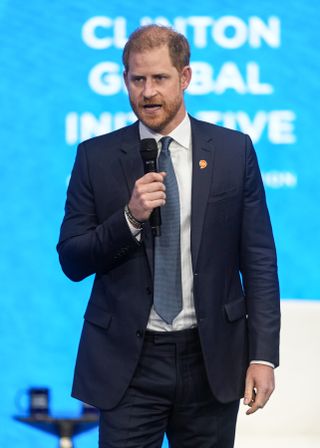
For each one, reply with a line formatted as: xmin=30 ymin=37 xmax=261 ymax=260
xmin=99 ymin=328 xmax=239 ymax=448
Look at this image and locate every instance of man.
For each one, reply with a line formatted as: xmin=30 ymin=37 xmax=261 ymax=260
xmin=57 ymin=25 xmax=280 ymax=448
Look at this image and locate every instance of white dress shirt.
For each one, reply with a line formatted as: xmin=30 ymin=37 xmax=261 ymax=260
xmin=138 ymin=115 xmax=197 ymax=331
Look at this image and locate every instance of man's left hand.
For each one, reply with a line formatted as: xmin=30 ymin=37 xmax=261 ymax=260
xmin=243 ymin=364 xmax=275 ymax=415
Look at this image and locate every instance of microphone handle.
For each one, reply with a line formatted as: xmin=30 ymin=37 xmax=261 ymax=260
xmin=150 ymin=207 xmax=161 ymax=237
xmin=143 ymin=160 xmax=161 ymax=237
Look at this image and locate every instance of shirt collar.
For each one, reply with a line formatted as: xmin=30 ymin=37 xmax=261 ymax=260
xmin=139 ymin=114 xmax=191 ymax=149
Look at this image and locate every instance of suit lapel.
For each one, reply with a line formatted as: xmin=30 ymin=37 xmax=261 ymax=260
xmin=190 ymin=119 xmax=216 ymax=271
xmin=118 ymin=123 xmax=154 ymax=276
xmin=119 ymin=123 xmax=143 ymax=195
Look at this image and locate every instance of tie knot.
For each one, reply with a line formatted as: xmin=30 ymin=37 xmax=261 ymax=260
xmin=160 ymin=136 xmax=173 ymax=153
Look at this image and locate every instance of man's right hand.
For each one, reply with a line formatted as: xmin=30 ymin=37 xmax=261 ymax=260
xmin=128 ymin=172 xmax=167 ymax=222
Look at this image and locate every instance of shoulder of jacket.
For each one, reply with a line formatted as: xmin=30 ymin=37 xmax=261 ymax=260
xmin=189 ymin=114 xmax=248 ymax=141
xmin=79 ymin=121 xmax=139 ymax=150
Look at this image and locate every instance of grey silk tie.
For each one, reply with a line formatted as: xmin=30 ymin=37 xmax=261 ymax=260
xmin=153 ymin=137 xmax=182 ymax=324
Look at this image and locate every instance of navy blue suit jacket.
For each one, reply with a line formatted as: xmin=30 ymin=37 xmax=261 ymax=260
xmin=57 ymin=116 xmax=280 ymax=410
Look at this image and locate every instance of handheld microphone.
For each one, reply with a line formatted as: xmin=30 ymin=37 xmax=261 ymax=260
xmin=140 ymin=138 xmax=161 ymax=237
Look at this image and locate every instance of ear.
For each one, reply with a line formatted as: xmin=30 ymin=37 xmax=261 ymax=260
xmin=180 ymin=66 xmax=192 ymax=91
xmin=123 ymin=70 xmax=129 ymax=89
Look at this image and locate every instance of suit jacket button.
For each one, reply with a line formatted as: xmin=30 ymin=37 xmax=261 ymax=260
xmin=136 ymin=330 xmax=143 ymax=338
xmin=146 ymin=286 xmax=152 ymax=295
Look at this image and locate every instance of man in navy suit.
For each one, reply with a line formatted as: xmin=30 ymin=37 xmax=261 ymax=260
xmin=57 ymin=25 xmax=280 ymax=448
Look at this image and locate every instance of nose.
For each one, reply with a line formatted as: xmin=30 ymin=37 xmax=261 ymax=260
xmin=142 ymin=79 xmax=156 ymax=99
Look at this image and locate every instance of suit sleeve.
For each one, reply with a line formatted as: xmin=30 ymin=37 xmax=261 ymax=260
xmin=57 ymin=141 xmax=140 ymax=282
xmin=240 ymin=135 xmax=281 ymax=367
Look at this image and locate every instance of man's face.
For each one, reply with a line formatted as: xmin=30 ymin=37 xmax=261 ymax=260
xmin=124 ymin=45 xmax=191 ymax=135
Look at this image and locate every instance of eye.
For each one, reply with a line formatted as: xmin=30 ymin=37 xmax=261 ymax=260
xmin=155 ymin=74 xmax=167 ymax=81
xmin=131 ymin=76 xmax=144 ymax=84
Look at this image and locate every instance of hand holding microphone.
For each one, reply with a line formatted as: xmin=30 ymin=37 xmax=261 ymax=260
xmin=128 ymin=139 xmax=166 ymax=236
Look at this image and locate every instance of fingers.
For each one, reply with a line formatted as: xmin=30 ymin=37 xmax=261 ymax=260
xmin=243 ymin=375 xmax=254 ymax=407
xmin=244 ymin=364 xmax=275 ymax=415
xmin=245 ymin=388 xmax=269 ymax=415
xmin=128 ymin=172 xmax=167 ymax=222
xmin=138 ymin=172 xmax=166 ymax=184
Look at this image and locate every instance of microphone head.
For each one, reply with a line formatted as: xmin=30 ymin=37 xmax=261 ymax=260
xmin=140 ymin=138 xmax=158 ymax=161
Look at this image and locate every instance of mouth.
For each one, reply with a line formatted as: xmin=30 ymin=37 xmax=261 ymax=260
xmin=142 ymin=104 xmax=162 ymax=112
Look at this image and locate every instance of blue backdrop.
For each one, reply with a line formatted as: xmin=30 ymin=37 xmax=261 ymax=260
xmin=1 ymin=1 xmax=319 ymax=446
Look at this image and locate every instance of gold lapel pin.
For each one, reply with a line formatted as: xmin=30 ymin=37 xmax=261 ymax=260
xmin=199 ymin=159 xmax=207 ymax=169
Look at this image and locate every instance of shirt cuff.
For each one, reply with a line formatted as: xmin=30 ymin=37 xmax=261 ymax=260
xmin=250 ymin=360 xmax=275 ymax=368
